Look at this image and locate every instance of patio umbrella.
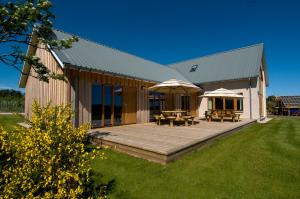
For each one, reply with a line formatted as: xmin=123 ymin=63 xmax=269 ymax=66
xmin=199 ymin=88 xmax=243 ymax=98
xmin=149 ymin=79 xmax=201 ymax=94
xmin=149 ymin=79 xmax=201 ymax=110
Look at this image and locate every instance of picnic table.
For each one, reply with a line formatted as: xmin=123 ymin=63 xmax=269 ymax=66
xmin=155 ymin=110 xmax=195 ymax=127
xmin=205 ymin=110 xmax=240 ymax=122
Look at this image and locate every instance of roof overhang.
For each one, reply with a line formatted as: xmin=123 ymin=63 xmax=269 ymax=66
xmin=18 ymin=33 xmax=38 ymax=88
xmin=261 ymin=48 xmax=269 ymax=87
xmin=18 ymin=32 xmax=65 ymax=88
xmin=195 ymin=77 xmax=258 ymax=87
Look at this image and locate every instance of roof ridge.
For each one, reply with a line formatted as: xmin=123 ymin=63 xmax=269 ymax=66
xmin=168 ymin=43 xmax=264 ymax=66
xmin=52 ymin=28 xmax=167 ymax=67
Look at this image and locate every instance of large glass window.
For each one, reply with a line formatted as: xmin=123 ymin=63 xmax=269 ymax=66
xmin=237 ymin=99 xmax=243 ymax=111
xmin=114 ymin=86 xmax=122 ymax=125
xmin=104 ymin=85 xmax=112 ymax=126
xmin=149 ymin=92 xmax=165 ymax=121
xmin=181 ymin=95 xmax=190 ymax=111
xmin=208 ymin=98 xmax=212 ymax=110
xmin=92 ymin=84 xmax=102 ymax=128
xmin=215 ymin=97 xmax=223 ymax=110
xmin=225 ymin=98 xmax=234 ymax=110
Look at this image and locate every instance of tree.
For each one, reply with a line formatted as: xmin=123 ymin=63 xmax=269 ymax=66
xmin=0 ymin=89 xmax=24 ymax=112
xmin=0 ymin=0 xmax=78 ymax=82
xmin=266 ymin=95 xmax=276 ymax=114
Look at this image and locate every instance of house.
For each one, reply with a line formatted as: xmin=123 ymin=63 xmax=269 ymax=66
xmin=19 ymin=29 xmax=268 ymax=128
xmin=274 ymin=96 xmax=300 ymax=116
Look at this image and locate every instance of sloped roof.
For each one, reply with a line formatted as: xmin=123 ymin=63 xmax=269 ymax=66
xmin=276 ymin=96 xmax=300 ymax=107
xmin=19 ymin=29 xmax=269 ymax=88
xmin=51 ymin=30 xmax=189 ymax=83
xmin=169 ymin=43 xmax=269 ymax=86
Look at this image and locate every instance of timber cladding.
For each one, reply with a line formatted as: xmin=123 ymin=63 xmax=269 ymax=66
xmin=24 ymin=44 xmax=71 ymax=119
xmin=24 ymin=44 xmax=199 ymax=128
xmin=56 ymin=68 xmax=154 ymax=127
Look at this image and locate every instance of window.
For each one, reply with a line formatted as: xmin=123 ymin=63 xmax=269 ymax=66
xmin=215 ymin=98 xmax=223 ymax=110
xmin=92 ymin=84 xmax=102 ymax=128
xmin=114 ymin=86 xmax=122 ymax=125
xmin=225 ymin=98 xmax=234 ymax=110
xmin=104 ymin=85 xmax=112 ymax=126
xmin=208 ymin=98 xmax=212 ymax=110
xmin=190 ymin=64 xmax=198 ymax=72
xmin=149 ymin=92 xmax=165 ymax=121
xmin=181 ymin=95 xmax=190 ymax=111
xmin=237 ymin=99 xmax=243 ymax=111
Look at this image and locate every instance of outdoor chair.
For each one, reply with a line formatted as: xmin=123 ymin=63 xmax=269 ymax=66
xmin=155 ymin=114 xmax=166 ymax=125
xmin=205 ymin=110 xmax=212 ymax=121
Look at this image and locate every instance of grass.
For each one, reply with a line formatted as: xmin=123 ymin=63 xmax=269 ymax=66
xmin=92 ymin=117 xmax=300 ymax=199
xmin=1 ymin=115 xmax=299 ymax=198
xmin=0 ymin=114 xmax=24 ymax=130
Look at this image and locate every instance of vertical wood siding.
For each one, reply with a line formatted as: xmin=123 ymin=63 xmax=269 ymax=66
xmin=24 ymin=44 xmax=71 ymax=119
xmin=69 ymin=70 xmax=153 ymax=127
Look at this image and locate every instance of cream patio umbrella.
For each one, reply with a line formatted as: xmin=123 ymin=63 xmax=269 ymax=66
xmin=149 ymin=79 xmax=201 ymax=110
xmin=199 ymin=88 xmax=243 ymax=98
xmin=149 ymin=79 xmax=201 ymax=94
xmin=200 ymin=88 xmax=243 ymax=114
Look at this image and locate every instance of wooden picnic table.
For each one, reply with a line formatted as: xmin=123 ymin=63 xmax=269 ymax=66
xmin=156 ymin=110 xmax=195 ymax=126
xmin=205 ymin=110 xmax=240 ymax=122
xmin=161 ymin=110 xmax=187 ymax=116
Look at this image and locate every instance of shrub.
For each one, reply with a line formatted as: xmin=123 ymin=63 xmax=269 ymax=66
xmin=0 ymin=102 xmax=105 ymax=198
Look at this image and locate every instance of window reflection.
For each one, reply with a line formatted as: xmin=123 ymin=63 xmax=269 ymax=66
xmin=104 ymin=85 xmax=112 ymax=126
xmin=114 ymin=86 xmax=122 ymax=125
xmin=92 ymin=84 xmax=102 ymax=128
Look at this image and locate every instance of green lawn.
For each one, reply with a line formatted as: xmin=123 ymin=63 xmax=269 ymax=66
xmin=0 ymin=114 xmax=24 ymax=130
xmin=92 ymin=117 xmax=300 ymax=199
xmin=1 ymin=115 xmax=299 ymax=198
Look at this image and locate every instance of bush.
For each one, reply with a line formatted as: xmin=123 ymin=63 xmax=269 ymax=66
xmin=0 ymin=102 xmax=105 ymax=198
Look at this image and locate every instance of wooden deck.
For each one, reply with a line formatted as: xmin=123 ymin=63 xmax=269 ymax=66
xmin=89 ymin=119 xmax=255 ymax=164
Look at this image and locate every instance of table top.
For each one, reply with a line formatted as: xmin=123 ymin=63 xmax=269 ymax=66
xmin=162 ymin=110 xmax=187 ymax=113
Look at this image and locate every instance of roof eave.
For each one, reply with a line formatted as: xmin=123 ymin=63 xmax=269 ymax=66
xmin=195 ymin=76 xmax=259 ymax=86
xmin=18 ymin=33 xmax=38 ymax=88
xmin=64 ymin=64 xmax=159 ymax=84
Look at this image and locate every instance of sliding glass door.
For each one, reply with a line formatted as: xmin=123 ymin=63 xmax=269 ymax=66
xmin=91 ymin=84 xmax=103 ymax=128
xmin=114 ymin=86 xmax=122 ymax=125
xmin=91 ymin=84 xmax=123 ymax=128
xmin=104 ymin=85 xmax=112 ymax=126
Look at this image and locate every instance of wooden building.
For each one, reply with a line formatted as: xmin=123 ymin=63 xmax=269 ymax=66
xmin=19 ymin=29 xmax=269 ymax=127
xmin=274 ymin=96 xmax=300 ymax=116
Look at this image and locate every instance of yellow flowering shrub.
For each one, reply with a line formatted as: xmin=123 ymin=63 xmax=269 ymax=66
xmin=0 ymin=102 xmax=105 ymax=198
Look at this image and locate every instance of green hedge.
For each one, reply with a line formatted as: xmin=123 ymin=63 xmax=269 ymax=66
xmin=0 ymin=97 xmax=24 ymax=113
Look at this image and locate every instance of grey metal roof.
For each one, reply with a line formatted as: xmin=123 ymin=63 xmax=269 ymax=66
xmin=276 ymin=96 xmax=300 ymax=107
xmin=169 ymin=43 xmax=269 ymax=86
xmin=51 ymin=30 xmax=190 ymax=83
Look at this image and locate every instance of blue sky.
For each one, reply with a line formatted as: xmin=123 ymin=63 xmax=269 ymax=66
xmin=1 ymin=0 xmax=299 ymax=96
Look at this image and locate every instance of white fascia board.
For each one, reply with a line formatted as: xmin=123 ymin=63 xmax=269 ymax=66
xmin=46 ymin=44 xmax=65 ymax=68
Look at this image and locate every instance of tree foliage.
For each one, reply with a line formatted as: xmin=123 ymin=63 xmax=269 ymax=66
xmin=0 ymin=0 xmax=78 ymax=82
xmin=0 ymin=89 xmax=24 ymax=98
xmin=0 ymin=89 xmax=24 ymax=112
xmin=0 ymin=102 xmax=106 ymax=198
xmin=266 ymin=95 xmax=276 ymax=114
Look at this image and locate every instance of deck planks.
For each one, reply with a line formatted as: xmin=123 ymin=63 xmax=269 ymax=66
xmin=89 ymin=119 xmax=255 ymax=164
